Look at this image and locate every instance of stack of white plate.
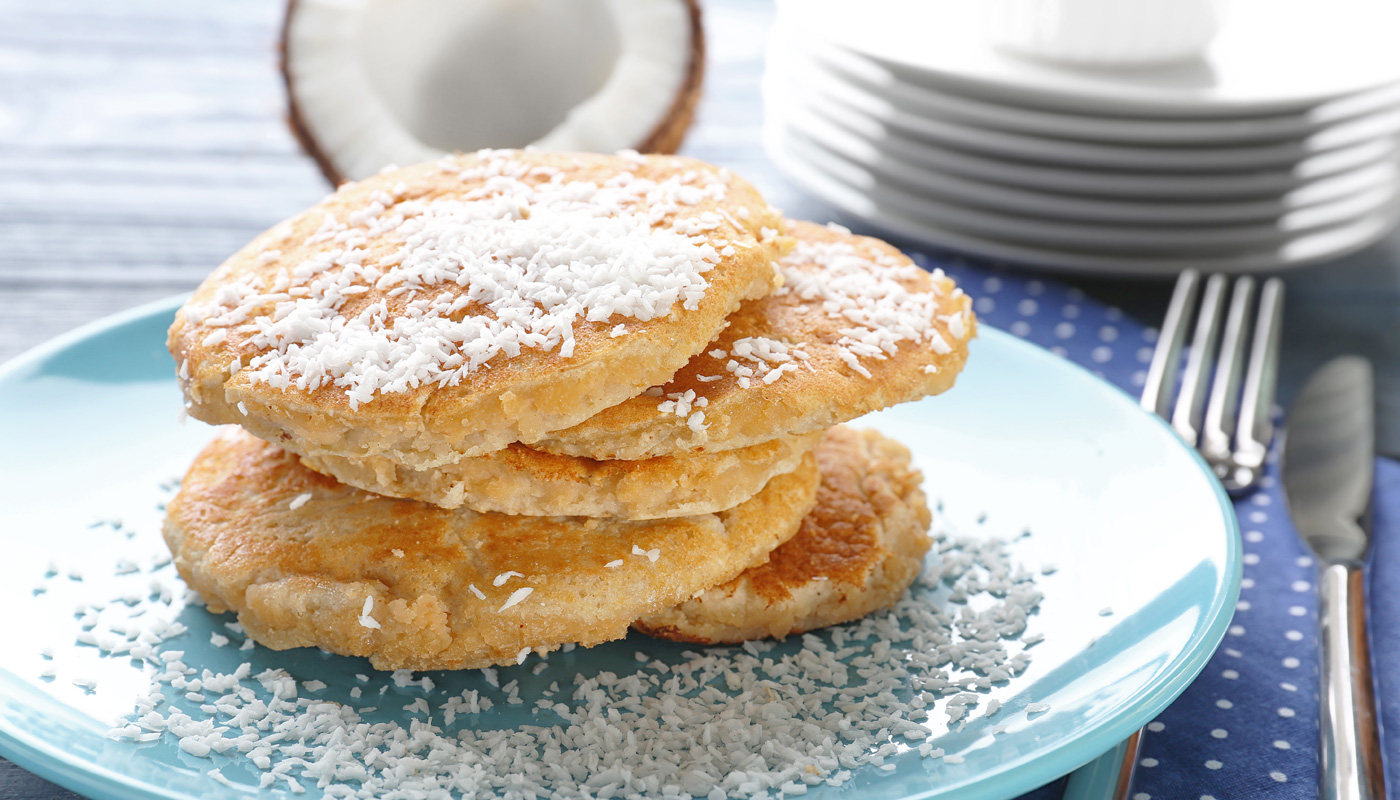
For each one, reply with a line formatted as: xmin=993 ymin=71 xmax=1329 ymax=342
xmin=763 ymin=0 xmax=1400 ymax=275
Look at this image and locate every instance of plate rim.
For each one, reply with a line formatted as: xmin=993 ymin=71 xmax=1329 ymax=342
xmin=0 ymin=297 xmax=1242 ymax=800
xmin=771 ymin=101 xmax=1400 ymax=225
xmin=777 ymin=0 xmax=1400 ymax=118
xmin=765 ymin=125 xmax=1400 ymax=275
xmin=789 ymin=37 xmax=1400 ymax=145
xmin=775 ymin=119 xmax=1398 ymax=242
xmin=771 ymin=59 xmax=1400 ymax=173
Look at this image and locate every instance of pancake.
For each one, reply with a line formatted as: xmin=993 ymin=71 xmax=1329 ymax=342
xmin=162 ymin=428 xmax=819 ymax=671
xmin=529 ymin=220 xmax=974 ymax=460
xmin=634 ymin=426 xmax=931 ymax=643
xmin=168 ymin=150 xmax=790 ymax=470
xmin=298 ymin=431 xmax=821 ymax=519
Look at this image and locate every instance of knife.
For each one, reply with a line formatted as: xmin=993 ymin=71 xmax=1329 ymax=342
xmin=1281 ymin=355 xmax=1386 ymax=800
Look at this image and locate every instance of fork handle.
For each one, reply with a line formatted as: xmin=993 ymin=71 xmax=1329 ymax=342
xmin=1318 ymin=562 xmax=1385 ymax=800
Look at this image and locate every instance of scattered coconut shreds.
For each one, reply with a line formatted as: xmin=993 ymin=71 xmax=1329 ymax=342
xmin=630 ymin=545 xmax=661 ymax=563
xmin=498 ymin=587 xmax=533 ymax=612
xmin=778 ymin=239 xmax=966 ymax=379
xmin=357 ymin=596 xmax=380 ymax=630
xmin=287 ymin=493 xmax=312 ymax=511
xmin=493 ymin=570 xmax=524 ymax=587
xmin=604 ymin=559 xmax=624 ymax=569
xmin=208 ymin=768 xmax=233 ymax=787
xmin=61 ymin=495 xmax=1043 ymax=799
xmin=183 ymin=152 xmax=735 ymax=409
xmin=468 ymin=583 xmax=486 ymax=600
xmin=715 ymin=336 xmax=811 ymax=390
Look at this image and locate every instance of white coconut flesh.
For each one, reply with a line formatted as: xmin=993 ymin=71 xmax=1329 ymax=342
xmin=285 ymin=0 xmax=696 ymax=183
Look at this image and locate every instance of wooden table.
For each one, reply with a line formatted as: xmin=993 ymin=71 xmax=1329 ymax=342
xmin=3 ymin=1 xmax=1398 ymax=797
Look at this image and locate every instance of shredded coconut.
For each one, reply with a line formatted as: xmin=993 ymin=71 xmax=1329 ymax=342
xmin=780 ymin=239 xmax=956 ymax=378
xmin=493 ymin=571 xmax=524 ymax=587
xmin=73 ymin=484 xmax=1044 ymax=799
xmin=356 ymin=596 xmax=380 ymax=630
xmin=498 ymin=587 xmax=533 ymax=612
xmin=185 ymin=152 xmax=732 ymax=409
xmin=287 ymin=493 xmax=311 ymax=511
xmin=719 ymin=336 xmax=810 ymax=389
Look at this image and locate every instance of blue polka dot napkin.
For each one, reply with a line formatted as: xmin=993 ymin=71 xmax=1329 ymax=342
xmin=910 ymin=252 xmax=1399 ymax=800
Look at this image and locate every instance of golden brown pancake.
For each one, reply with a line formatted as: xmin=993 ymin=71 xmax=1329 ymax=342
xmin=298 ymin=431 xmax=820 ymax=519
xmin=634 ymin=426 xmax=931 ymax=643
xmin=529 ymin=220 xmax=974 ymax=460
xmin=162 ymin=428 xmax=818 ymax=671
xmin=169 ymin=150 xmax=789 ymax=469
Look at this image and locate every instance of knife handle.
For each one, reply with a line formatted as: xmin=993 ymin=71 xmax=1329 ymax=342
xmin=1318 ymin=562 xmax=1386 ymax=800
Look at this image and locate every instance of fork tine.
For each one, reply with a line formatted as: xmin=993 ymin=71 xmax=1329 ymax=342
xmin=1170 ymin=274 xmax=1228 ymax=445
xmin=1141 ymin=270 xmax=1201 ymax=418
xmin=1200 ymin=277 xmax=1257 ymax=464
xmin=1232 ymin=278 xmax=1286 ymax=472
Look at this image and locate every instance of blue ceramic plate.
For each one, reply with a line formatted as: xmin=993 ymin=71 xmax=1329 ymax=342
xmin=0 ymin=297 xmax=1238 ymax=800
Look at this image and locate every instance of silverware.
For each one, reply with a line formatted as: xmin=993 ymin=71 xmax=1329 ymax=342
xmin=1064 ymin=269 xmax=1286 ymax=800
xmin=1281 ymin=356 xmax=1385 ymax=800
xmin=1141 ymin=269 xmax=1286 ymax=495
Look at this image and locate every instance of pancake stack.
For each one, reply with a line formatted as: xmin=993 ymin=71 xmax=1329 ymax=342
xmin=163 ymin=150 xmax=974 ymax=670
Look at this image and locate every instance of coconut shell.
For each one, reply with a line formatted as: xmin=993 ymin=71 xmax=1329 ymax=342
xmin=280 ymin=0 xmax=706 ymax=187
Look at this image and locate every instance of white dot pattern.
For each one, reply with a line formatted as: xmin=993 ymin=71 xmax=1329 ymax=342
xmin=921 ymin=259 xmax=1322 ymax=798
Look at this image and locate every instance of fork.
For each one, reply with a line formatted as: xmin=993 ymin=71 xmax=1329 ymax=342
xmin=1141 ymin=269 xmax=1287 ymax=495
xmin=1063 ymin=268 xmax=1286 ymax=800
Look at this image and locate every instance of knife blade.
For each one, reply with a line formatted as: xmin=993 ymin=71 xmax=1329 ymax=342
xmin=1281 ymin=355 xmax=1385 ymax=800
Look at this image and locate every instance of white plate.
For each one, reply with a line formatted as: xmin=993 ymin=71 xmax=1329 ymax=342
xmin=762 ymin=72 xmax=1400 ymax=200
xmin=772 ymin=55 xmax=1400 ymax=172
xmin=0 ymin=301 xmax=1244 ymax=800
xmin=766 ymin=122 xmax=1400 ymax=275
xmin=772 ymin=100 xmax=1400 ymax=226
xmin=778 ymin=0 xmax=1400 ymax=118
xmin=791 ymin=37 xmax=1400 ymax=145
xmin=773 ymin=123 xmax=1395 ymax=254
